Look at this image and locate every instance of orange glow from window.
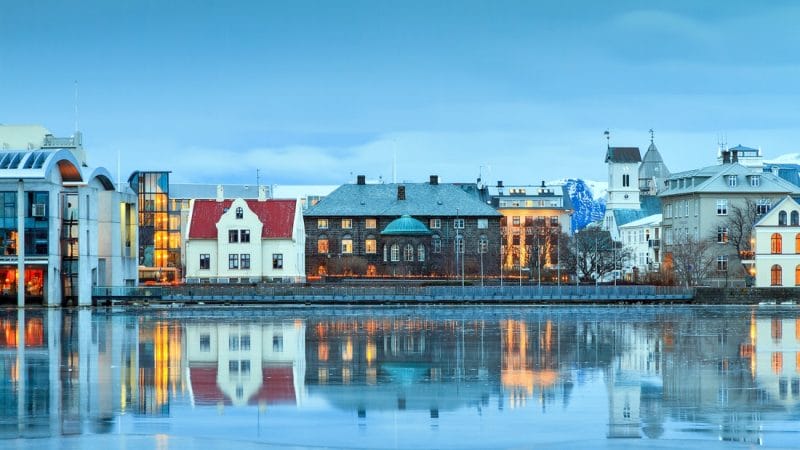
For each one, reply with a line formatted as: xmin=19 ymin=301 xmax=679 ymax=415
xmin=342 ymin=338 xmax=353 ymax=362
xmin=772 ymin=352 xmax=783 ymax=375
xmin=318 ymin=342 xmax=329 ymax=361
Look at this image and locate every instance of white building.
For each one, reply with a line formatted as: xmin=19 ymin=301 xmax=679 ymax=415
xmin=184 ymin=194 xmax=305 ymax=283
xmin=0 ymin=126 xmax=137 ymax=306
xmin=619 ymin=214 xmax=662 ymax=277
xmin=752 ymin=195 xmax=800 ymax=287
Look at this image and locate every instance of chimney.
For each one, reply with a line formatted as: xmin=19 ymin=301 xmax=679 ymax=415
xmin=356 ymin=175 xmax=366 ymax=185
xmin=430 ymin=175 xmax=439 ymax=185
xmin=497 ymin=180 xmax=503 ymax=188
xmin=731 ymin=150 xmax=739 ymax=163
xmin=216 ymin=185 xmax=224 ymax=202
xmin=721 ymin=150 xmax=731 ymax=164
xmin=397 ymin=185 xmax=406 ymax=200
xmin=541 ymin=180 xmax=546 ymax=187
xmin=258 ymin=185 xmax=268 ymax=201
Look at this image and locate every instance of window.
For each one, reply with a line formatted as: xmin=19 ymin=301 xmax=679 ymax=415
xmin=772 ymin=233 xmax=783 ymax=254
xmin=716 ymin=255 xmax=728 ymax=272
xmin=200 ymin=334 xmax=211 ymax=352
xmin=341 ymin=235 xmax=353 ymax=254
xmin=235 ymin=207 xmax=243 ymax=219
xmin=229 ymin=229 xmax=239 ymax=243
xmin=771 ymin=264 xmax=783 ymax=286
xmin=404 ymin=244 xmax=414 ymax=262
xmin=796 ymin=265 xmax=800 ymax=286
xmin=665 ymin=203 xmax=672 ymax=218
xmin=750 ymin=175 xmax=761 ymax=187
xmin=240 ymin=253 xmax=250 ymax=269
xmin=477 ymin=218 xmax=488 ymax=229
xmin=455 ymin=236 xmax=464 ymax=254
xmin=717 ymin=227 xmax=729 ymax=244
xmin=229 ymin=335 xmax=240 ymax=351
xmin=390 ymin=244 xmax=400 ymax=262
xmin=200 ymin=254 xmax=210 ymax=270
xmin=796 ymin=234 xmax=800 ymax=253
xmin=383 ymin=245 xmax=388 ymax=261
xmin=365 ymin=237 xmax=377 ymax=254
xmin=716 ymin=199 xmax=728 ymax=215
xmin=272 ymin=253 xmax=283 ymax=269
xmin=779 ymin=211 xmax=788 ymax=226
xmin=727 ymin=175 xmax=737 ymax=187
xmin=454 ymin=219 xmax=465 ymax=229
xmin=318 ymin=237 xmax=329 ymax=254
xmin=757 ymin=200 xmax=771 ymax=215
xmin=512 ymin=216 xmax=520 ymax=226
xmin=228 ymin=254 xmax=239 ymax=269
xmin=550 ymin=216 xmax=559 ymax=226
xmin=342 ymin=219 xmax=352 ymax=229
xmin=365 ymin=218 xmax=377 ymax=229
xmin=479 ymin=235 xmax=488 ymax=254
xmin=432 ymin=236 xmax=442 ymax=253
xmin=417 ymin=244 xmax=425 ymax=262
xmin=622 ymin=174 xmax=630 ymax=187
xmin=240 ymin=229 xmax=250 ymax=243
xmin=273 ymin=334 xmax=284 ymax=352
xmin=429 ymin=218 xmax=441 ymax=229
xmin=317 ymin=219 xmax=329 ymax=229
xmin=240 ymin=334 xmax=250 ymax=351
xmin=792 ymin=211 xmax=800 ymax=226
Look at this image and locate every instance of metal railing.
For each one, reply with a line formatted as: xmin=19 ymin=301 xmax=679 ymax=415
xmin=93 ymin=286 xmax=163 ymax=298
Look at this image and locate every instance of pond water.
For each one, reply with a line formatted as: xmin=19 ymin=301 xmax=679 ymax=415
xmin=1 ymin=306 xmax=799 ymax=449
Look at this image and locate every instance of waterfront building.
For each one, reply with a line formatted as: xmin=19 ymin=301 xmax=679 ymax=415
xmin=488 ymin=181 xmax=573 ymax=276
xmin=0 ymin=126 xmax=137 ymax=306
xmin=303 ymin=175 xmax=501 ymax=279
xmin=750 ymin=315 xmax=800 ymax=408
xmin=752 ymin=195 xmax=800 ymax=287
xmin=660 ymin=147 xmax=800 ymax=286
xmin=618 ymin=214 xmax=662 ymax=279
xmin=184 ymin=191 xmax=305 ymax=283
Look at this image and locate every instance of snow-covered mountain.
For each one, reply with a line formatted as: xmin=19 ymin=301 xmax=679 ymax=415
xmin=765 ymin=153 xmax=800 ymax=165
xmin=549 ymin=179 xmax=607 ymax=232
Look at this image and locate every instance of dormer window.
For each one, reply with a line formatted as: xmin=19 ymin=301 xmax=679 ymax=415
xmin=750 ymin=175 xmax=760 ymax=187
xmin=235 ymin=207 xmax=244 ymax=219
xmin=727 ymin=175 xmax=737 ymax=188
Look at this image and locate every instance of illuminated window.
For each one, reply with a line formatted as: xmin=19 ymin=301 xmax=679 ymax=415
xmin=717 ymin=227 xmax=729 ymax=244
xmin=366 ymin=264 xmax=377 ymax=276
xmin=199 ymin=254 xmax=210 ymax=270
xmin=365 ymin=237 xmax=377 ymax=254
xmin=228 ymin=229 xmax=238 ymax=243
xmin=341 ymin=235 xmax=353 ymax=254
xmin=771 ymin=264 xmax=783 ymax=286
xmin=318 ymin=219 xmax=329 ymax=229
xmin=365 ymin=218 xmax=377 ymax=229
xmin=404 ymin=244 xmax=414 ymax=262
xmin=318 ymin=237 xmax=329 ymax=254
xmin=342 ymin=219 xmax=352 ymax=229
xmin=772 ymin=352 xmax=783 ymax=374
xmin=391 ymin=244 xmax=400 ymax=262
xmin=512 ymin=216 xmax=520 ymax=226
xmin=796 ymin=234 xmax=800 ymax=253
xmin=772 ymin=233 xmax=783 ymax=254
xmin=235 ymin=207 xmax=243 ymax=219
xmin=272 ymin=253 xmax=283 ymax=269
xmin=240 ymin=229 xmax=250 ymax=243
xmin=417 ymin=244 xmax=425 ymax=262
xmin=772 ymin=318 xmax=782 ymax=341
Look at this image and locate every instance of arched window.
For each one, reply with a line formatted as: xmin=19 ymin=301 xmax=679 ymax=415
xmin=417 ymin=244 xmax=425 ymax=262
xmin=341 ymin=234 xmax=353 ymax=254
xmin=383 ymin=245 xmax=388 ymax=262
xmin=792 ymin=211 xmax=800 ymax=226
xmin=796 ymin=265 xmax=800 ymax=286
xmin=404 ymin=244 xmax=414 ymax=262
xmin=796 ymin=234 xmax=800 ymax=254
xmin=771 ymin=233 xmax=782 ymax=254
xmin=778 ymin=211 xmax=787 ymax=226
xmin=235 ymin=207 xmax=244 ymax=219
xmin=479 ymin=235 xmax=488 ymax=254
xmin=432 ymin=235 xmax=442 ymax=253
xmin=455 ymin=235 xmax=465 ymax=254
xmin=771 ymin=264 xmax=782 ymax=286
xmin=390 ymin=244 xmax=400 ymax=262
xmin=365 ymin=235 xmax=377 ymax=254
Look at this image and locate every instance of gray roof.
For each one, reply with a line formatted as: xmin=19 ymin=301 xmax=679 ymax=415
xmin=170 ymin=183 xmax=265 ymax=199
xmin=306 ymin=183 xmax=500 ymax=217
xmin=605 ymin=147 xmax=642 ymax=163
xmin=612 ymin=196 xmax=662 ymax=227
xmin=639 ymin=142 xmax=670 ymax=180
xmin=659 ymin=163 xmax=800 ymax=197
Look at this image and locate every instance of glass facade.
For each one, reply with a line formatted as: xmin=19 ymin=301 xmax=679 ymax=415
xmin=130 ymin=172 xmax=181 ymax=283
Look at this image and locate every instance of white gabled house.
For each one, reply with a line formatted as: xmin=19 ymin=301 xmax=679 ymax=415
xmin=752 ymin=195 xmax=800 ymax=287
xmin=185 ymin=196 xmax=305 ymax=283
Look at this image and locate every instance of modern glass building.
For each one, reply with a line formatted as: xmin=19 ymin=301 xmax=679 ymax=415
xmin=129 ymin=171 xmax=181 ymax=283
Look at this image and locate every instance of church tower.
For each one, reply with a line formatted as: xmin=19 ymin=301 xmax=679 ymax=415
xmin=638 ymin=130 xmax=670 ymax=196
xmin=605 ymin=144 xmax=642 ymax=210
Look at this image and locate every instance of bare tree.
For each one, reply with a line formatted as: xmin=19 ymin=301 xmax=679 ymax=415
xmin=565 ymin=228 xmax=629 ymax=282
xmin=719 ymin=199 xmax=759 ymax=264
xmin=667 ymin=232 xmax=716 ymax=287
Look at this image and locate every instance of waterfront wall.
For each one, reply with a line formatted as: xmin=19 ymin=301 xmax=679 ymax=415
xmin=694 ymin=287 xmax=799 ymax=305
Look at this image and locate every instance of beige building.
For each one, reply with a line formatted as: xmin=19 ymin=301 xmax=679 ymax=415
xmin=659 ymin=149 xmax=800 ymax=286
xmin=752 ymin=196 xmax=800 ymax=287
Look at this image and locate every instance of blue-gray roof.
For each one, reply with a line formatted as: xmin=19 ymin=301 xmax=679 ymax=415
xmin=612 ymin=196 xmax=661 ymax=227
xmin=306 ymin=183 xmax=500 ymax=217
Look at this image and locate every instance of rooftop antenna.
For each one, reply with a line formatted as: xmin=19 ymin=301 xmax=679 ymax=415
xmin=604 ymin=130 xmax=610 ymax=149
xmin=649 ymin=128 xmax=655 ymax=144
xmin=256 ymin=168 xmax=260 ymax=188
xmin=73 ymin=80 xmax=79 ymax=133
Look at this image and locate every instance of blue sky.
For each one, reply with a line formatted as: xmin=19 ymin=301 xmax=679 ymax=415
xmin=2 ymin=1 xmax=800 ymax=185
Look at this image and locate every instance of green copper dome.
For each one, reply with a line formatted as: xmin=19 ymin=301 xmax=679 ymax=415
xmin=380 ymin=215 xmax=432 ymax=236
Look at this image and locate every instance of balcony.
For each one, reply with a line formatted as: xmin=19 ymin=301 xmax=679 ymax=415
xmin=648 ymin=239 xmax=660 ymax=249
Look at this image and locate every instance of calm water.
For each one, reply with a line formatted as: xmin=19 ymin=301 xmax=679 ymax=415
xmin=1 ymin=306 xmax=799 ymax=449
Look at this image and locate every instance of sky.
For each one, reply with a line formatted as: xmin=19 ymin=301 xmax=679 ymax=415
xmin=2 ymin=1 xmax=800 ymax=186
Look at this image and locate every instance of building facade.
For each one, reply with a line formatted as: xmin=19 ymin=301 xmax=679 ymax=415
xmin=303 ymin=175 xmax=501 ymax=279
xmin=752 ymin=196 xmax=800 ymax=287
xmin=185 ymin=197 xmax=305 ymax=283
xmin=619 ymin=214 xmax=662 ymax=278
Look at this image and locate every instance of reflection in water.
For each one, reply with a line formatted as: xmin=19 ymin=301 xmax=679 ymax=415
xmin=0 ymin=307 xmax=798 ymax=447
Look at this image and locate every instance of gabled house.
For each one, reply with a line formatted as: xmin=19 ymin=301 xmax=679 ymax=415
xmin=752 ymin=195 xmax=800 ymax=287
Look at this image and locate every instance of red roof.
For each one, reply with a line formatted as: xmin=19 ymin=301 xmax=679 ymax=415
xmin=188 ymin=199 xmax=296 ymax=239
xmin=189 ymin=365 xmax=296 ymax=406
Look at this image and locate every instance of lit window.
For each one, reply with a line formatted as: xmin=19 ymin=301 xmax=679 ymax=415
xmin=717 ymin=227 xmax=729 ymax=244
xmin=317 ymin=237 xmax=329 ymax=254
xmin=272 ymin=253 xmax=283 ymax=269
xmin=228 ymin=229 xmax=239 ymax=243
xmin=341 ymin=235 xmax=353 ymax=254
xmin=199 ymin=254 xmax=210 ymax=270
xmin=240 ymin=253 xmax=250 ymax=269
xmin=228 ymin=254 xmax=239 ymax=269
xmin=365 ymin=237 xmax=377 ymax=254
xmin=477 ymin=218 xmax=488 ymax=229
xmin=342 ymin=219 xmax=352 ymax=229
xmin=512 ymin=216 xmax=520 ymax=226
xmin=771 ymin=233 xmax=783 ymax=254
xmin=318 ymin=219 xmax=329 ymax=229
xmin=240 ymin=229 xmax=250 ymax=243
xmin=365 ymin=218 xmax=377 ymax=229
xmin=771 ymin=264 xmax=783 ymax=286
xmin=235 ymin=207 xmax=243 ymax=219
